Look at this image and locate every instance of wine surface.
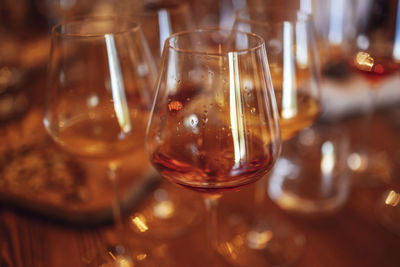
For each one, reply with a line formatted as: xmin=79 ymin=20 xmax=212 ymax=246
xmin=151 ymin=126 xmax=275 ymax=194
xmin=54 ymin=115 xmax=147 ymax=159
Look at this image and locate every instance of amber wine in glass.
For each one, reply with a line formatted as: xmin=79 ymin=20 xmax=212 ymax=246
xmin=44 ymin=17 xmax=156 ymax=266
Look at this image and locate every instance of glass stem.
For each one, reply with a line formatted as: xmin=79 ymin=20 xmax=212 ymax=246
xmin=107 ymin=162 xmax=126 ymax=254
xmin=359 ymin=87 xmax=377 ymax=157
xmin=203 ymin=195 xmax=221 ymax=255
xmin=254 ymin=176 xmax=268 ymax=211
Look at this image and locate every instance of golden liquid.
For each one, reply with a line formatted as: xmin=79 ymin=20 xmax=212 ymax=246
xmin=53 ymin=114 xmax=148 ymax=159
xmin=275 ymin=91 xmax=320 ymax=141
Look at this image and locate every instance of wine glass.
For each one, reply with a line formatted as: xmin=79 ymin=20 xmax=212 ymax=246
xmin=345 ymin=0 xmax=399 ymax=186
xmin=225 ymin=7 xmax=322 ymax=266
xmin=44 ymin=17 xmax=157 ymax=265
xmin=344 ymin=0 xmax=400 ymax=236
xmin=146 ymin=29 xmax=281 ymax=264
xmin=119 ymin=1 xmax=195 ymax=65
xmin=118 ymin=1 xmax=202 ymax=239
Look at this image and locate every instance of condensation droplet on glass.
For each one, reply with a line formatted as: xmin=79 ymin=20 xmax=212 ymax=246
xmin=87 ymin=94 xmax=99 ymax=107
xmin=138 ymin=63 xmax=149 ymax=76
xmin=186 ymin=97 xmax=190 ymax=101
xmin=250 ymin=107 xmax=256 ymax=114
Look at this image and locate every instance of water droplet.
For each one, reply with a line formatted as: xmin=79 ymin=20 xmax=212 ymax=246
xmin=250 ymin=107 xmax=256 ymax=114
xmin=186 ymin=97 xmax=191 ymax=101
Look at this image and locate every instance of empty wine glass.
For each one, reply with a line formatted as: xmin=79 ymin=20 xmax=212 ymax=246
xmin=44 ymin=17 xmax=157 ymax=266
xmin=146 ymin=29 xmax=281 ymax=264
xmin=224 ymin=7 xmax=322 ymax=266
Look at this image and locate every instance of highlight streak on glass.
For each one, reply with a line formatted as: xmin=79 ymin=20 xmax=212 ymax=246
xmin=229 ymin=52 xmax=246 ymax=164
xmin=105 ymin=34 xmax=132 ymax=134
xmin=158 ymin=9 xmax=172 ymax=55
xmin=321 ymin=141 xmax=334 ymax=196
xmin=296 ymin=21 xmax=309 ymax=68
xmin=393 ymin=0 xmax=400 ymax=62
xmin=300 ymin=0 xmax=312 ymax=14
xmin=328 ymin=0 xmax=345 ymax=45
xmin=282 ymin=22 xmax=298 ymax=119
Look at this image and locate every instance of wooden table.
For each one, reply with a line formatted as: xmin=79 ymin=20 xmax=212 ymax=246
xmin=1 ymin=40 xmax=400 ymax=267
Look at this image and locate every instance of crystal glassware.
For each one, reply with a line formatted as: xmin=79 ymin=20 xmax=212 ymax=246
xmin=224 ymin=7 xmax=322 ymax=266
xmin=146 ymin=29 xmax=281 ymax=264
xmin=44 ymin=17 xmax=157 ymax=266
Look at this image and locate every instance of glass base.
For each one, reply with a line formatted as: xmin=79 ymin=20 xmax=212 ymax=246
xmin=217 ymin=213 xmax=305 ymax=267
xmin=103 ymin=229 xmax=176 ymax=267
xmin=128 ymin=181 xmax=202 ymax=239
xmin=376 ymin=189 xmax=400 ymax=236
xmin=347 ymin=150 xmax=392 ymax=186
xmin=103 ymin=243 xmax=176 ymax=267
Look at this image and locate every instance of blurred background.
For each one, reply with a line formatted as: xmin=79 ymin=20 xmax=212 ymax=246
xmin=0 ymin=0 xmax=400 ymax=266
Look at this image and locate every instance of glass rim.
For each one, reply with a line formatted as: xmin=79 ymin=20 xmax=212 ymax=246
xmin=51 ymin=16 xmax=141 ymax=38
xmin=235 ymin=7 xmax=312 ymax=25
xmin=164 ymin=28 xmax=266 ymax=56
